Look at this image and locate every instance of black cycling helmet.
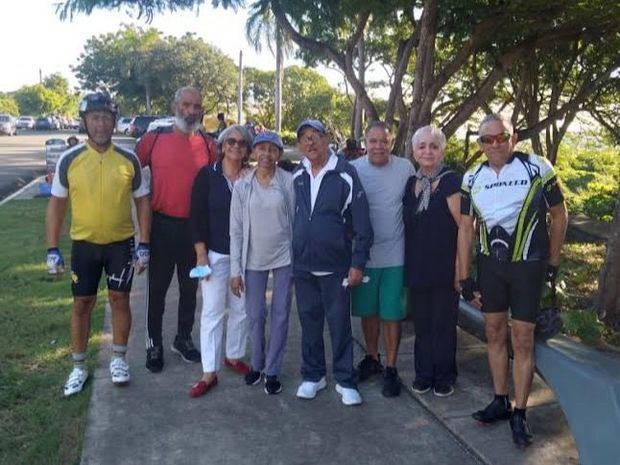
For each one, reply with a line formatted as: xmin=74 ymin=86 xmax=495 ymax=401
xmin=78 ymin=92 xmax=118 ymax=118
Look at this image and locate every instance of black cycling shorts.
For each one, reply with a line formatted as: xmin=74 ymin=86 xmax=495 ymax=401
xmin=70 ymin=238 xmax=135 ymax=297
xmin=478 ymin=256 xmax=545 ymax=323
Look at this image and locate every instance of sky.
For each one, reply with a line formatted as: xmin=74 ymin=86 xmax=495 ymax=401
xmin=0 ymin=0 xmax=342 ymax=93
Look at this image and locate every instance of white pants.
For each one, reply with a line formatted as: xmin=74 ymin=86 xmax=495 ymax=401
xmin=200 ymin=251 xmax=247 ymax=373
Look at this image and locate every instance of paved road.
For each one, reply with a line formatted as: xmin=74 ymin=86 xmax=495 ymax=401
xmin=0 ymin=131 xmax=135 ymax=199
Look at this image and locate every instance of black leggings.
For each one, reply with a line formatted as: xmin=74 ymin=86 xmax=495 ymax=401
xmin=410 ymin=286 xmax=458 ymax=387
xmin=146 ymin=213 xmax=198 ymax=349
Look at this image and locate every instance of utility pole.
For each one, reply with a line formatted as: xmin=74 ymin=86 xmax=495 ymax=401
xmin=353 ymin=36 xmax=365 ymax=140
xmin=274 ymin=26 xmax=283 ymax=132
xmin=237 ymin=50 xmax=243 ymax=124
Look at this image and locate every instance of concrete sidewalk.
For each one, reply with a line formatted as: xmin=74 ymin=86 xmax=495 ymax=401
xmin=80 ymin=273 xmax=579 ymax=465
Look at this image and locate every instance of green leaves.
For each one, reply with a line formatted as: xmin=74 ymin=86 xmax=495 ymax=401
xmin=13 ymin=78 xmax=78 ymax=117
xmin=0 ymin=95 xmax=19 ymax=116
xmin=57 ymin=0 xmax=244 ymax=22
xmin=73 ymin=25 xmax=239 ymax=115
xmin=244 ymin=65 xmax=351 ymax=135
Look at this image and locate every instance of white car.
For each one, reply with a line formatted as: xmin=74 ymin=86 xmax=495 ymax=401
xmin=16 ymin=116 xmax=35 ymax=130
xmin=116 ymin=117 xmax=133 ymax=134
xmin=146 ymin=117 xmax=175 ymax=132
xmin=0 ymin=114 xmax=17 ymax=135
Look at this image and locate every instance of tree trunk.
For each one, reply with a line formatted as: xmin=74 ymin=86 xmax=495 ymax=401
xmin=406 ymin=0 xmax=438 ymax=155
xmin=145 ymin=83 xmax=151 ymax=115
xmin=597 ymin=191 xmax=620 ymax=326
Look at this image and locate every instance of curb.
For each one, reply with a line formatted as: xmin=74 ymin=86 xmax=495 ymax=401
xmin=0 ymin=175 xmax=46 ymax=207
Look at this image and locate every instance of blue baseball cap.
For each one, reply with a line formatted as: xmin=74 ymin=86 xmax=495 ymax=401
xmin=252 ymin=131 xmax=284 ymax=150
xmin=296 ymin=119 xmax=326 ymax=138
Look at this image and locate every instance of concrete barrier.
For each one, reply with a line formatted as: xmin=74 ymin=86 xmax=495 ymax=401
xmin=458 ymin=300 xmax=620 ymax=465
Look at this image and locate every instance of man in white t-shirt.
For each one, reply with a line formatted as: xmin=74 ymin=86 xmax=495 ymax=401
xmin=350 ymin=121 xmax=415 ymax=397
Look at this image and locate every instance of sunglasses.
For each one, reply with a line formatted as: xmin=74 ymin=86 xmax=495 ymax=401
xmin=479 ymin=132 xmax=511 ymax=145
xmin=225 ymin=138 xmax=247 ymax=148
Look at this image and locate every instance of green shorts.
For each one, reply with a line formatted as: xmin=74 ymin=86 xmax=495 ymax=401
xmin=351 ymin=266 xmax=406 ymax=321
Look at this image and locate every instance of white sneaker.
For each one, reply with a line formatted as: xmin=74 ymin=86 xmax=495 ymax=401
xmin=110 ymin=357 xmax=130 ymax=385
xmin=335 ymin=384 xmax=363 ymax=406
xmin=64 ymin=367 xmax=88 ymax=397
xmin=296 ymin=377 xmax=327 ymax=399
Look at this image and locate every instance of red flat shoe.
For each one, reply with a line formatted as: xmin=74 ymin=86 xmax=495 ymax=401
xmin=189 ymin=376 xmax=218 ymax=398
xmin=224 ymin=358 xmax=250 ymax=376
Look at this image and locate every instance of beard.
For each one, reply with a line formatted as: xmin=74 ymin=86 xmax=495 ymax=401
xmin=175 ymin=114 xmax=201 ymax=134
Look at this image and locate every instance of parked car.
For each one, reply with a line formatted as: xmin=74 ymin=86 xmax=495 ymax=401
xmin=16 ymin=116 xmax=35 ymax=130
xmin=0 ymin=114 xmax=17 ymax=136
xmin=116 ymin=117 xmax=133 ymax=134
xmin=35 ymin=117 xmax=53 ymax=131
xmin=128 ymin=115 xmax=160 ymax=138
xmin=146 ymin=116 xmax=175 ymax=133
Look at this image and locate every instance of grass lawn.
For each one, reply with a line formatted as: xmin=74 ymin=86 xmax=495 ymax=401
xmin=0 ymin=199 xmax=106 ymax=465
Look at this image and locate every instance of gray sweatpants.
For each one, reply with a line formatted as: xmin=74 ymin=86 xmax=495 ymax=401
xmin=245 ymin=266 xmax=293 ymax=376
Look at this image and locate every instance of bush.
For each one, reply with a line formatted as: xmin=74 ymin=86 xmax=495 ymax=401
xmin=562 ymin=309 xmax=605 ymax=344
xmin=581 ymin=182 xmax=617 ymax=222
xmin=555 ymin=144 xmax=619 ymax=222
xmin=280 ymin=130 xmax=297 ymax=146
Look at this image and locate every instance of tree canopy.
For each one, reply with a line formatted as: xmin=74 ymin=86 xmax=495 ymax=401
xmin=58 ymin=0 xmax=620 ymax=156
xmin=245 ymin=65 xmax=351 ymax=136
xmin=0 ymin=94 xmax=19 ymax=116
xmin=73 ymin=25 xmax=239 ymax=115
xmin=12 ymin=73 xmax=79 ymax=116
xmin=57 ymin=0 xmax=241 ymax=21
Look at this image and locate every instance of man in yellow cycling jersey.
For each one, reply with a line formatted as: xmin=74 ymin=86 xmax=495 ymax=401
xmin=45 ymin=92 xmax=151 ymax=396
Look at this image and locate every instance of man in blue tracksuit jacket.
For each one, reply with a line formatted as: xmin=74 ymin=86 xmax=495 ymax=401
xmin=292 ymin=119 xmax=373 ymax=406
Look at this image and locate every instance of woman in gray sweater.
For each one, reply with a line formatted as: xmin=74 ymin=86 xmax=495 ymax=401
xmin=229 ymin=131 xmax=295 ymax=395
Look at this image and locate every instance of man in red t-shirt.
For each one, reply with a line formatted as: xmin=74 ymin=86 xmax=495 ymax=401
xmin=136 ymin=86 xmax=217 ymax=373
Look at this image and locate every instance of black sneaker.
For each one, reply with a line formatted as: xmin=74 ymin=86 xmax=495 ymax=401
xmin=433 ymin=384 xmax=455 ymax=397
xmin=171 ymin=336 xmax=201 ymax=363
xmin=264 ymin=375 xmax=282 ymax=395
xmin=510 ymin=413 xmax=533 ymax=448
xmin=382 ymin=366 xmax=401 ymax=397
xmin=357 ymin=354 xmax=383 ymax=382
xmin=411 ymin=379 xmax=432 ymax=394
xmin=245 ymin=370 xmax=262 ymax=386
xmin=472 ymin=397 xmax=512 ymax=424
xmin=146 ymin=345 xmax=164 ymax=373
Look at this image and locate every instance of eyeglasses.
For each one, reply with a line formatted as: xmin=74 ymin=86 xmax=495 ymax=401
xmin=479 ymin=132 xmax=511 ymax=145
xmin=225 ymin=138 xmax=247 ymax=148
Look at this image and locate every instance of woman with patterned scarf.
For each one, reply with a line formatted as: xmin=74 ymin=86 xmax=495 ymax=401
xmin=403 ymin=125 xmax=462 ymax=397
